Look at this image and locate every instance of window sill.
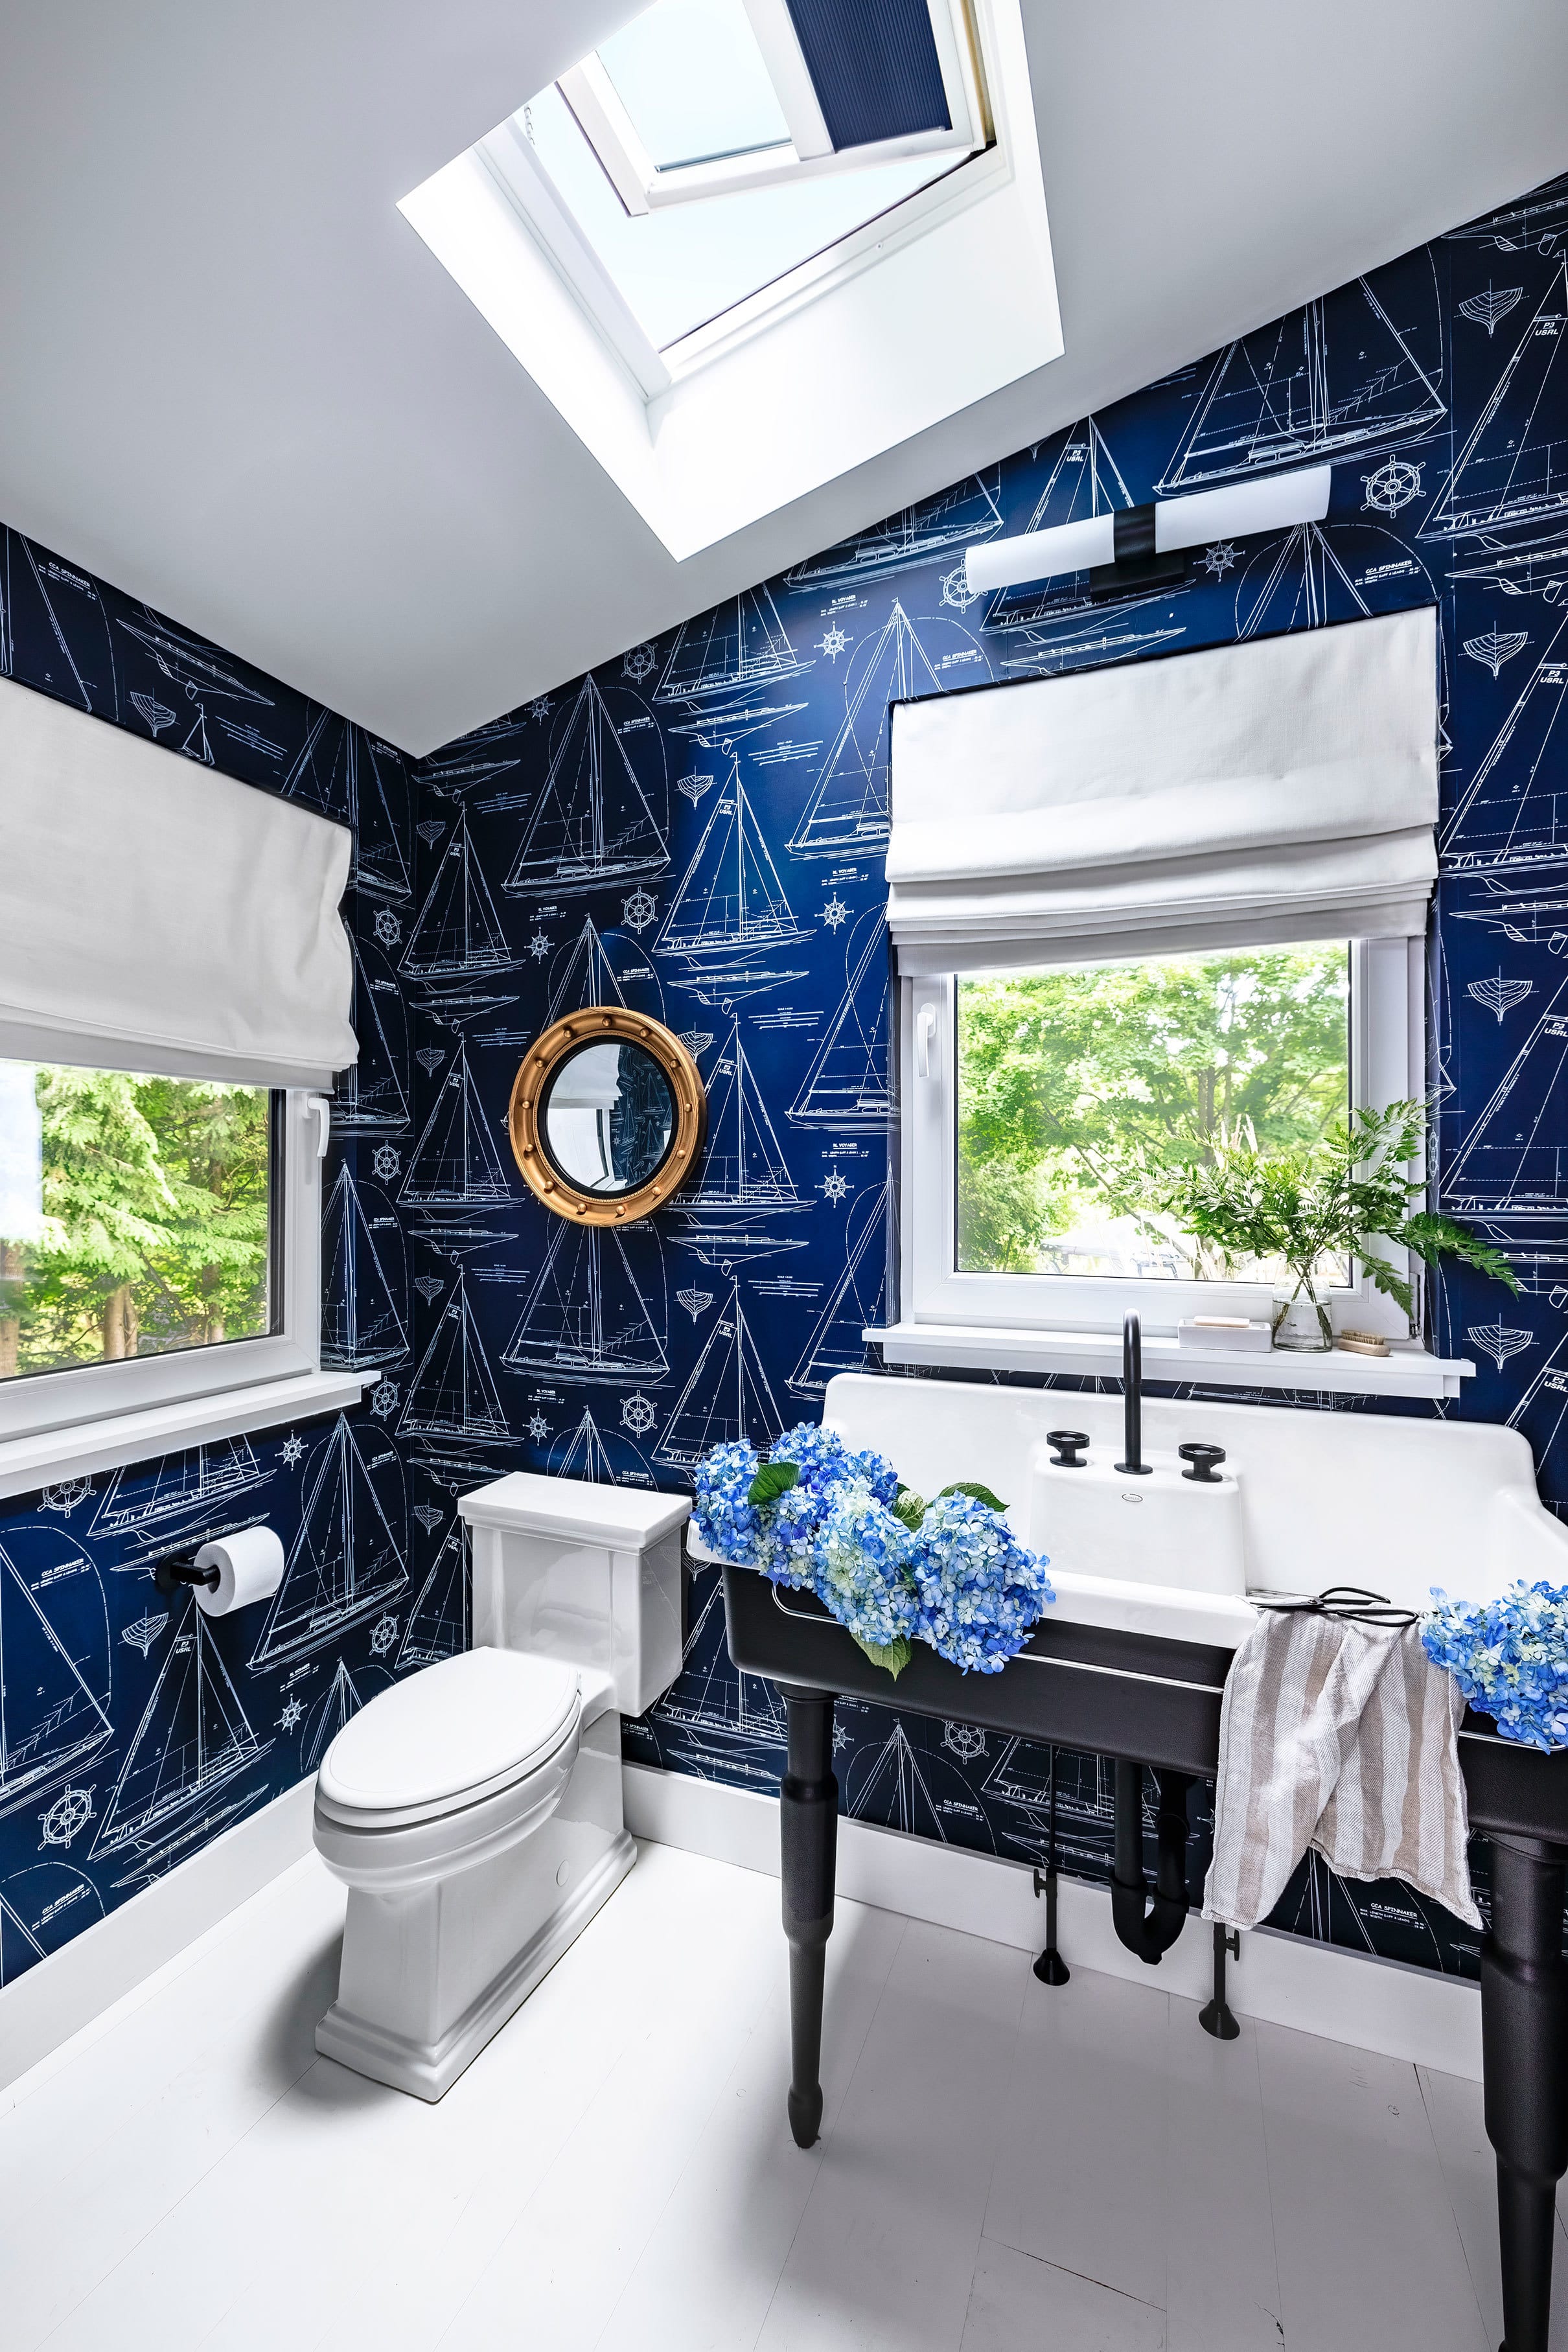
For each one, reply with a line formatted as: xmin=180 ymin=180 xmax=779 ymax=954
xmin=0 ymin=1368 xmax=378 ymax=1505
xmin=866 ymin=1322 xmax=1475 ymax=1401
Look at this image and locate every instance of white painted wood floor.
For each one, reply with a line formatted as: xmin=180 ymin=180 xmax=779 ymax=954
xmin=1 ymin=1838 xmax=1561 ymax=2352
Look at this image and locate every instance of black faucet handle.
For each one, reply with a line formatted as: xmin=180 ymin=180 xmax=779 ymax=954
xmin=1045 ymin=1429 xmax=1090 ymax=1468
xmin=1179 ymin=1442 xmax=1227 ymax=1485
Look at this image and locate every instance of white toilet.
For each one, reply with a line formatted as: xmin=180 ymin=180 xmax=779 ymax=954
xmin=312 ymin=1473 xmax=689 ymax=2101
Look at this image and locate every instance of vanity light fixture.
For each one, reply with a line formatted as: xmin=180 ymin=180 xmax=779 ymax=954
xmin=964 ymin=461 xmax=1333 ymax=599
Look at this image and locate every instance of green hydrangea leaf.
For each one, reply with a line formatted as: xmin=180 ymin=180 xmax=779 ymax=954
xmin=748 ymin=1460 xmax=801 ymax=1506
xmin=853 ymin=1634 xmax=912 ymax=1679
xmin=936 ymin=1480 xmax=1008 ymax=1513
xmin=892 ymin=1486 xmax=927 ymax=1531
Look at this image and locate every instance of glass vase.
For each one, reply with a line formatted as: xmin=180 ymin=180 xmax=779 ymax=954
xmin=1271 ymin=1277 xmax=1334 ymax=1353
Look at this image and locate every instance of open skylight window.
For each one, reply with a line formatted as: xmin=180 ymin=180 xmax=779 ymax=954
xmin=476 ymin=0 xmax=991 ymax=365
xmin=398 ymin=0 xmax=1057 ymax=559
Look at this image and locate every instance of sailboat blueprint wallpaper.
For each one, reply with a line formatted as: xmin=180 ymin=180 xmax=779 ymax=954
xmin=4 ymin=171 xmax=1568 ymax=1990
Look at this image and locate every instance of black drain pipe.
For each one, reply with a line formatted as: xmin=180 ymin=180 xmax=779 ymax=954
xmin=1110 ymin=1759 xmax=1193 ymax=1963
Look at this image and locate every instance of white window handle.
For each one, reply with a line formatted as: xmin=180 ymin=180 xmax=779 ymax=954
xmin=305 ymin=1094 xmax=332 ymax=1160
xmin=916 ymin=1002 xmax=940 ymax=1080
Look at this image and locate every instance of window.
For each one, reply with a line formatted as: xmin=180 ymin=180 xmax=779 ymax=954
xmin=956 ymin=943 xmax=1352 ymax=1282
xmin=397 ymin=0 xmax=1058 ymax=559
xmin=483 ymin=0 xmax=989 ymax=373
xmin=904 ymin=935 xmax=1424 ymax=1346
xmin=0 ymin=1063 xmax=277 ymax=1378
xmin=0 ymin=1077 xmax=323 ymax=1446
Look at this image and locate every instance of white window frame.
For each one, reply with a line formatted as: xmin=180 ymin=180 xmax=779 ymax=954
xmin=0 ymin=1085 xmax=328 ymax=1451
xmin=557 ymin=0 xmax=987 ymax=214
xmin=901 ymin=935 xmax=1427 ymax=1346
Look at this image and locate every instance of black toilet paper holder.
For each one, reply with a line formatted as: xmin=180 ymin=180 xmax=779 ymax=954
xmin=152 ymin=1551 xmax=222 ymax=1598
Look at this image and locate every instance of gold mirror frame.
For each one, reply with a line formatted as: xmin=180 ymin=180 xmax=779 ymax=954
xmin=507 ymin=1008 xmax=706 ymax=1226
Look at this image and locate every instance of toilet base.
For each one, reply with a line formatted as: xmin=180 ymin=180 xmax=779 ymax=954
xmin=317 ymin=1828 xmax=636 ymax=2101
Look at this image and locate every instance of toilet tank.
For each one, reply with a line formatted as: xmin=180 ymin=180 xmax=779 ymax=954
xmin=456 ymin=1474 xmax=689 ymax=1718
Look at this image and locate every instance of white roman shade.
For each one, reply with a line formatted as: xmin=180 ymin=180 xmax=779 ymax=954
xmin=0 ymin=674 xmax=357 ymax=1087
xmin=888 ymin=606 xmax=1440 ymax=971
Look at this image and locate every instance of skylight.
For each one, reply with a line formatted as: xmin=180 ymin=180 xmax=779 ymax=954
xmin=397 ymin=0 xmax=1060 ymax=561
xmin=596 ymin=0 xmax=791 ymax=172
xmin=516 ymin=76 xmax=959 ymax=352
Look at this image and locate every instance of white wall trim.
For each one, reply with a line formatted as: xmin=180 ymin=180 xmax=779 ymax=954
xmin=0 ymin=1775 xmax=317 ymax=2097
xmin=623 ymin=1762 xmax=1482 ymax=2082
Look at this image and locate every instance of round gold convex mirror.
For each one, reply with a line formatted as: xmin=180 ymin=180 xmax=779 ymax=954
xmin=508 ymin=1008 xmax=706 ymax=1225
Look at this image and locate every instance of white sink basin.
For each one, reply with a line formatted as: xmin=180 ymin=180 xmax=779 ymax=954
xmin=803 ymin=1374 xmax=1568 ymax=1650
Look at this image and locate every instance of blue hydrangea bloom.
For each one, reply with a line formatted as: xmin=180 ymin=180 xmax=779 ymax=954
xmin=690 ymin=1422 xmax=1053 ymax=1676
xmin=691 ymin=1438 xmax=761 ymax=1564
xmin=908 ymin=1492 xmax=1055 ymax=1674
xmin=1422 ymin=1581 xmax=1568 ymax=1752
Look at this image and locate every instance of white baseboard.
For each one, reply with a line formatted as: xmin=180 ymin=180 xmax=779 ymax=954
xmin=623 ymin=1762 xmax=1482 ymax=2082
xmin=0 ymin=1775 xmax=317 ymax=2096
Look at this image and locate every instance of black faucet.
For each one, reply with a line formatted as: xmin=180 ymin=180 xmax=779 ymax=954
xmin=1115 ymin=1312 xmax=1151 ymax=1476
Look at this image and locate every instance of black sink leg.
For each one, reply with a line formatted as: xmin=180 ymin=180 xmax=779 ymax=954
xmin=1484 ymin=1835 xmax=1568 ymax=2352
xmin=779 ymin=1683 xmax=838 ymax=2149
xmin=1198 ymin=1922 xmax=1241 ymax=2040
xmin=1032 ymin=1744 xmax=1070 ymax=1985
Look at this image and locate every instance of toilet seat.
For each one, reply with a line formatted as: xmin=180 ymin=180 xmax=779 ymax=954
xmin=317 ymin=1648 xmax=581 ymax=1832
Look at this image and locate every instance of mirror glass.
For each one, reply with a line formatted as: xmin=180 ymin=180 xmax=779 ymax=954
xmin=538 ymin=1039 xmax=678 ymax=1197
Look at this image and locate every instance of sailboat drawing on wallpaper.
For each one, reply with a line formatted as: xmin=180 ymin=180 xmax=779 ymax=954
xmin=502 ymin=1223 xmax=667 ymax=1383
xmin=551 ymin=1407 xmax=656 ymax=1488
xmin=397 ymin=1520 xmax=469 ymax=1668
xmin=654 ymin=586 xmax=810 ymax=706
xmin=398 ymin=1040 xmax=512 ymax=1208
xmin=788 ymin=601 xmax=946 ymax=859
xmin=1000 ymin=608 xmax=1186 ymax=676
xmin=546 ymin=916 xmax=628 ymax=1024
xmin=1441 ymin=973 xmax=1568 ymax=1214
xmin=90 ymin=1598 xmax=270 ymax=1871
xmin=1 ymin=532 xmax=120 ymax=716
xmin=1233 ymin=522 xmax=1422 ymax=641
xmin=654 ymin=1283 xmax=783 ymax=1468
xmin=0 ymin=1539 xmax=112 ymax=1820
xmin=654 ymin=759 xmax=810 ymax=962
xmin=399 ymin=1274 xmax=512 ymax=1442
xmin=93 ymin=1439 xmax=269 ymax=1541
xmin=321 ymin=1164 xmax=409 ymax=1368
xmin=114 ymin=610 xmax=269 ymax=708
xmin=282 ymin=710 xmax=411 ymax=902
xmin=400 ymin=806 xmax=514 ymax=979
xmin=789 ymin=1182 xmax=887 ymax=1396
xmin=790 ymin=912 xmax=892 ymax=1127
xmin=1422 ymin=254 xmax=1568 ymax=541
xmin=334 ymin=936 xmax=409 ymax=1133
xmin=652 ymin=1568 xmax=786 ymax=1782
xmin=983 ymin=420 xmax=1138 ymax=633
xmin=1155 ymin=273 xmax=1444 ymax=491
xmin=505 ymin=673 xmax=667 ymax=895
xmin=249 ymin=1417 xmax=408 ymax=1669
xmin=1508 ymin=1333 xmax=1568 ymax=1499
xmin=844 ymin=1722 xmax=994 ymax=1849
xmin=1442 ymin=614 xmax=1568 ymax=871
xmin=672 ymin=1024 xmax=811 ymax=1219
xmin=783 ymin=471 xmax=1003 ymax=592
xmin=301 ymin=1659 xmax=364 ymax=1773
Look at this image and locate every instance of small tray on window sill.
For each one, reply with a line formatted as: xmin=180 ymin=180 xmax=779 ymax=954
xmin=864 ymin=1322 xmax=1473 ymax=1401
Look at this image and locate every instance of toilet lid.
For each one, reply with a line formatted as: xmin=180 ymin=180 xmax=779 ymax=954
xmin=317 ymin=1648 xmax=581 ymax=1824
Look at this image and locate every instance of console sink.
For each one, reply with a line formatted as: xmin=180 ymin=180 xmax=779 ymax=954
xmin=806 ymin=1374 xmax=1568 ymax=1650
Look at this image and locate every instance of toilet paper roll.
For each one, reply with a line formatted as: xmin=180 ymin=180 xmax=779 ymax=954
xmin=193 ymin=1524 xmax=286 ymax=1616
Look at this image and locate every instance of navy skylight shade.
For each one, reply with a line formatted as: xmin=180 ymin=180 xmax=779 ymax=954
xmin=783 ymin=0 xmax=951 ymax=152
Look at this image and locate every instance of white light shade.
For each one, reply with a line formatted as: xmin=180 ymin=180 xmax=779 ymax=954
xmin=965 ymin=511 xmax=1114 ymax=594
xmin=1155 ymin=463 xmax=1332 ymax=553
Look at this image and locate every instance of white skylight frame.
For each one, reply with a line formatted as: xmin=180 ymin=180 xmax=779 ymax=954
xmin=398 ymin=0 xmax=1059 ymax=561
xmin=559 ymin=0 xmax=989 ymax=213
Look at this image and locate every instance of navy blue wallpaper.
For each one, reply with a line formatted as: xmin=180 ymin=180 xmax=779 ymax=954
xmin=410 ymin=171 xmax=1568 ymax=1984
xmin=0 ymin=547 xmax=437 ymax=1987
xmin=6 ymin=169 xmax=1568 ymax=1994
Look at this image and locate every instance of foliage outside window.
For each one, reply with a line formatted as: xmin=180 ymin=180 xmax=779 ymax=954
xmin=955 ymin=944 xmax=1351 ymax=1282
xmin=0 ymin=1062 xmax=273 ymax=1381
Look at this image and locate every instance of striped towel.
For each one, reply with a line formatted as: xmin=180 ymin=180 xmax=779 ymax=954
xmin=1203 ymin=1607 xmax=1479 ymax=1931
